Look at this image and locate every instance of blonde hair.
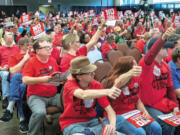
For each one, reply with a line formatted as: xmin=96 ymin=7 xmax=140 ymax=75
xmin=63 ymin=33 xmax=79 ymax=50
xmin=143 ymin=32 xmax=151 ymax=41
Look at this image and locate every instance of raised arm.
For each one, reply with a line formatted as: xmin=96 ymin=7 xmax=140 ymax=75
xmin=86 ymin=21 xmax=105 ymax=52
xmin=114 ymin=65 xmax=142 ymax=88
xmin=144 ymin=26 xmax=175 ymax=65
xmin=10 ymin=51 xmax=30 ymax=74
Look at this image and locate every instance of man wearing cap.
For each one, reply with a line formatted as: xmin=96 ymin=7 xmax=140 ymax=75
xmin=139 ymin=26 xmax=179 ymax=135
xmin=22 ymin=36 xmax=62 ymax=135
xmin=59 ymin=56 xmax=125 ymax=135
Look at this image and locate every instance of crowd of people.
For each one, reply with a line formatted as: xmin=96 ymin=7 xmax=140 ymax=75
xmin=0 ymin=8 xmax=179 ymax=135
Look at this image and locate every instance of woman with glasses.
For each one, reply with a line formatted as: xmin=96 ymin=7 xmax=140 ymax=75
xmin=102 ymin=56 xmax=162 ymax=135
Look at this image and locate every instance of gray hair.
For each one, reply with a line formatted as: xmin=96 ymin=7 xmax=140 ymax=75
xmin=149 ymin=28 xmax=161 ymax=37
xmin=4 ymin=32 xmax=14 ymax=39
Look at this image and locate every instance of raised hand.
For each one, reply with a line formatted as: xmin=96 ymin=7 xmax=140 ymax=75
xmin=129 ymin=65 xmax=142 ymax=77
xmin=162 ymin=24 xmax=175 ymax=41
xmin=23 ymin=50 xmax=30 ymax=62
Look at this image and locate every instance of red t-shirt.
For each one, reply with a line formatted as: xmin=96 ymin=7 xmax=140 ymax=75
xmin=102 ymin=42 xmax=118 ymax=60
xmin=134 ymin=39 xmax=145 ymax=53
xmin=8 ymin=53 xmax=24 ymax=68
xmin=59 ymin=79 xmax=110 ymax=131
xmin=134 ymin=28 xmax=146 ymax=39
xmin=139 ymin=58 xmax=173 ymax=106
xmin=52 ymin=32 xmax=64 ymax=47
xmin=106 ymin=27 xmax=113 ymax=34
xmin=51 ymin=47 xmax=61 ymax=65
xmin=0 ymin=45 xmax=20 ymax=67
xmin=16 ymin=35 xmax=22 ymax=43
xmin=23 ymin=56 xmax=59 ymax=99
xmin=104 ymin=77 xmax=139 ymax=117
xmin=59 ymin=46 xmax=87 ymax=72
xmin=8 ymin=53 xmax=35 ymax=73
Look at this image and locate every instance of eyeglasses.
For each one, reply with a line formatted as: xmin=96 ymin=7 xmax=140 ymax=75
xmin=38 ymin=46 xmax=52 ymax=50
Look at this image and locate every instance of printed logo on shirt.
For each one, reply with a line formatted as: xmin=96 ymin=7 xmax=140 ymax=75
xmin=152 ymin=72 xmax=169 ymax=90
xmin=49 ymin=66 xmax=53 ymax=70
xmin=39 ymin=66 xmax=53 ymax=76
xmin=73 ymin=98 xmax=95 ymax=114
xmin=122 ymin=86 xmax=130 ymax=95
xmin=84 ymin=99 xmax=94 ymax=108
xmin=134 ymin=83 xmax=138 ymax=88
xmin=153 ymin=65 xmax=161 ymax=76
xmin=121 ymin=83 xmax=139 ymax=105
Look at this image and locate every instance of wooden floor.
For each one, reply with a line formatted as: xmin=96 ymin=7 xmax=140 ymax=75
xmin=0 ymin=100 xmax=62 ymax=135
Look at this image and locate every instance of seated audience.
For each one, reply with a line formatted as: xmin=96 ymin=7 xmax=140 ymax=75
xmin=139 ymin=26 xmax=179 ymax=135
xmin=59 ymin=56 xmax=127 ymax=135
xmin=59 ymin=21 xmax=105 ymax=72
xmin=0 ymin=32 xmax=19 ymax=109
xmin=22 ymin=36 xmax=62 ymax=135
xmin=0 ymin=37 xmax=32 ymax=133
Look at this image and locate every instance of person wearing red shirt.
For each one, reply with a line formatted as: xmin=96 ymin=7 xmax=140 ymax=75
xmin=0 ymin=38 xmax=32 ymax=133
xmin=164 ymin=34 xmax=180 ymax=63
xmin=0 ymin=32 xmax=19 ymax=109
xmin=154 ymin=20 xmax=165 ymax=33
xmin=139 ymin=27 xmax=179 ymax=135
xmin=106 ymin=26 xmax=114 ymax=34
xmin=52 ymin=24 xmax=64 ymax=48
xmin=22 ymin=36 xmax=62 ymax=135
xmin=102 ymin=56 xmax=162 ymax=135
xmin=134 ymin=32 xmax=151 ymax=53
xmin=60 ymin=21 xmax=105 ymax=72
xmin=46 ymin=28 xmax=62 ymax=65
xmin=59 ymin=56 xmax=124 ymax=135
xmin=102 ymin=34 xmax=118 ymax=60
xmin=134 ymin=22 xmax=146 ymax=40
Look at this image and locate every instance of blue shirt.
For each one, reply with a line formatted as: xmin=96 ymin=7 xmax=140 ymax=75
xmin=80 ymin=44 xmax=103 ymax=63
xmin=168 ymin=61 xmax=180 ymax=90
